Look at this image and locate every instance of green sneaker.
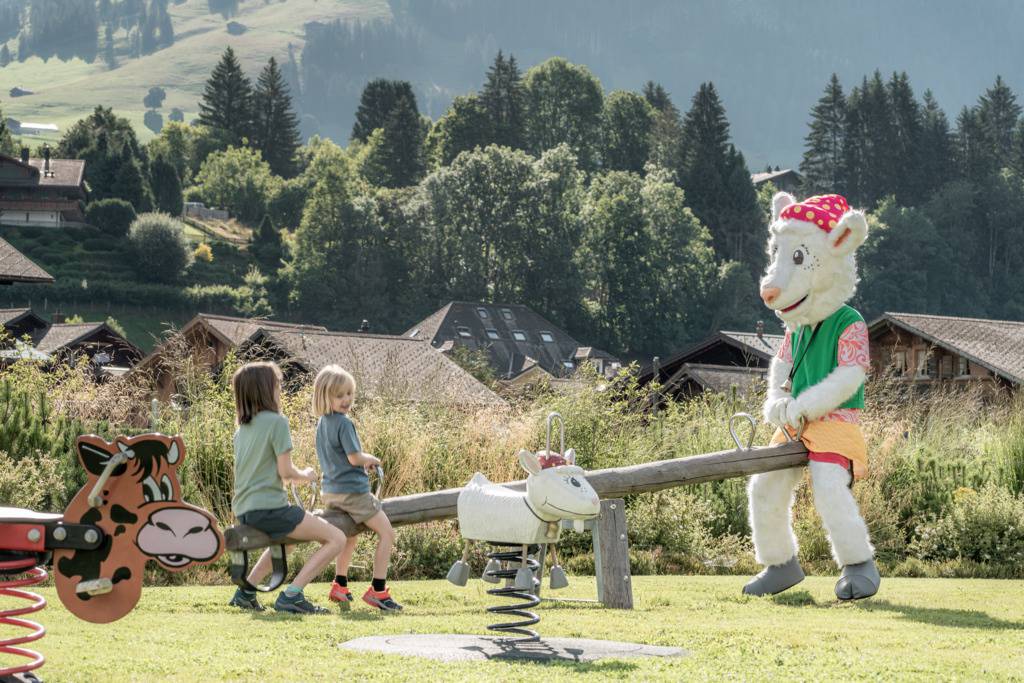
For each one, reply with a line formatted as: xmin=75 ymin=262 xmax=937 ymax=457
xmin=274 ymin=589 xmax=330 ymax=614
xmin=229 ymin=587 xmax=264 ymax=611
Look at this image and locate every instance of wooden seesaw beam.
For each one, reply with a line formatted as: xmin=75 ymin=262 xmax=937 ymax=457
xmin=224 ymin=441 xmax=809 ymax=551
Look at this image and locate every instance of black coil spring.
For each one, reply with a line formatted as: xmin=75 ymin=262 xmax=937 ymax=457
xmin=484 ymin=544 xmax=541 ymax=642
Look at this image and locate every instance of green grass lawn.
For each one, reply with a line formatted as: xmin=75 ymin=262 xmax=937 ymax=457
xmin=1 ymin=0 xmax=389 ymax=145
xmin=10 ymin=576 xmax=1024 ymax=681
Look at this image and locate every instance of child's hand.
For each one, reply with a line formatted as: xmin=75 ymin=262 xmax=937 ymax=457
xmin=299 ymin=467 xmax=317 ymax=483
xmin=363 ymin=454 xmax=381 ymax=472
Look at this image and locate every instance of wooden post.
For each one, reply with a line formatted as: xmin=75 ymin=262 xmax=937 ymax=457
xmin=593 ymin=498 xmax=633 ymax=610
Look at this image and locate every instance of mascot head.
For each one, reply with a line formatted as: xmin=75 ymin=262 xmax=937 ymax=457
xmin=759 ymin=192 xmax=868 ymax=328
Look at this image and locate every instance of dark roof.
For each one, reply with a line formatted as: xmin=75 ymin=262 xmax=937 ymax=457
xmin=751 ymin=168 xmax=802 ymax=185
xmin=196 ymin=313 xmax=328 ymax=347
xmin=574 ymin=346 xmax=618 ymax=361
xmin=25 ymin=158 xmax=86 ymax=190
xmin=0 ymin=237 xmax=53 ymax=284
xmin=246 ymin=328 xmax=505 ymax=406
xmin=0 ymin=308 xmax=36 ymax=326
xmin=404 ymin=301 xmax=599 ymax=378
xmin=639 ymin=328 xmax=784 ymax=383
xmin=34 ymin=322 xmax=141 ymax=358
xmin=669 ymin=363 xmax=767 ymax=394
xmin=869 ymin=312 xmax=1024 ymax=385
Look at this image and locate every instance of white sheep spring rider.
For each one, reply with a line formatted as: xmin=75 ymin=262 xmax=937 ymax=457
xmin=447 ymin=413 xmax=600 ymax=641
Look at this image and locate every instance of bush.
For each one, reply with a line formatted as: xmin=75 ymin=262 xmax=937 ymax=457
xmin=85 ymin=198 xmax=137 ymax=238
xmin=910 ymin=484 xmax=1024 ymax=566
xmin=193 ymin=242 xmax=213 ymax=263
xmin=127 ymin=212 xmax=194 ymax=283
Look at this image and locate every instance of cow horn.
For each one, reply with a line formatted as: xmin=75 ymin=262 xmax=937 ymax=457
xmin=167 ymin=441 xmax=180 ymax=464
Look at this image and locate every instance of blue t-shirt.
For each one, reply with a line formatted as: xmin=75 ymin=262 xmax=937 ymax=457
xmin=316 ymin=412 xmax=369 ymax=494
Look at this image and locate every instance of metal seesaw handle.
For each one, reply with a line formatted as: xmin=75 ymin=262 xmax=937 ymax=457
xmin=729 ymin=413 xmax=756 ymax=450
xmin=546 ymin=412 xmax=565 ymax=455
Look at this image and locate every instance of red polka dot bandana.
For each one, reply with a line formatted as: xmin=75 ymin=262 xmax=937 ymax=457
xmin=779 ymin=194 xmax=849 ymax=233
xmin=537 ymin=451 xmax=569 ymax=469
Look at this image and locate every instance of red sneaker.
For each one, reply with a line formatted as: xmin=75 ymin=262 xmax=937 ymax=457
xmin=362 ymin=586 xmax=403 ymax=611
xmin=328 ymin=583 xmax=353 ymax=608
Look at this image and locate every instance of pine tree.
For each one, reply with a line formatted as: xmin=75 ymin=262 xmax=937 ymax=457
xmin=642 ymin=81 xmax=672 ymax=113
xmin=955 ymin=106 xmax=994 ymax=183
xmin=678 ymin=82 xmax=731 ymax=258
xmin=977 ymin=75 xmax=1021 ymax=170
xmin=351 ymin=79 xmax=415 ymax=143
xmin=365 ymin=91 xmax=426 ymax=188
xmin=198 ymin=46 xmax=253 ymax=145
xmin=643 ymin=81 xmax=684 ymax=173
xmin=840 ymin=80 xmax=868 ymax=205
xmin=150 ymin=155 xmax=182 ymax=215
xmin=0 ymin=44 xmax=10 ymax=67
xmin=157 ymin=4 xmax=174 ymax=47
xmin=860 ymin=71 xmax=898 ymax=207
xmin=140 ymin=4 xmax=158 ymax=54
xmin=251 ymin=57 xmax=302 ymax=177
xmin=251 ymin=214 xmax=283 ymax=272
xmin=887 ymin=72 xmax=923 ymax=204
xmin=800 ymin=74 xmax=846 ymax=195
xmin=114 ymin=147 xmax=154 ymax=212
xmin=479 ymin=51 xmax=526 ymax=149
xmin=919 ymin=90 xmax=954 ymax=196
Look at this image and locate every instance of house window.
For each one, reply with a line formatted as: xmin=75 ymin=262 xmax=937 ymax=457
xmin=562 ymin=361 xmax=575 ymax=370
xmin=456 ymin=326 xmax=472 ymax=338
xmin=915 ymin=349 xmax=929 ymax=378
xmin=512 ymin=330 xmax=527 ymax=342
xmin=501 ymin=309 xmax=513 ymax=321
xmin=940 ymin=355 xmax=953 ymax=379
xmin=539 ymin=331 xmax=554 ymax=343
xmin=485 ymin=329 xmax=500 ymax=340
xmin=477 ymin=307 xmax=489 ymax=319
xmin=892 ymin=350 xmax=907 ymax=375
xmin=926 ymin=354 xmax=937 ymax=378
xmin=958 ymin=356 xmax=969 ymax=376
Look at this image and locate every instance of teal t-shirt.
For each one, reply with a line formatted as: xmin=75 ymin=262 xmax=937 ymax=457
xmin=315 ymin=412 xmax=370 ymax=494
xmin=232 ymin=410 xmax=293 ymax=516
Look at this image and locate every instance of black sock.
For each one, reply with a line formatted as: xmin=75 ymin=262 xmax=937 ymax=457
xmin=335 ymin=575 xmax=347 ymax=587
xmin=372 ymin=577 xmax=386 ymax=592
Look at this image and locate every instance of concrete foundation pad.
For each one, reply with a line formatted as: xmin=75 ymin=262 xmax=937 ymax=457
xmin=339 ymin=634 xmax=687 ymax=663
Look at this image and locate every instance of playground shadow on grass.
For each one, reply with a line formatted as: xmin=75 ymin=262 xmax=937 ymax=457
xmin=769 ymin=592 xmax=1024 ymax=630
xmin=249 ymin=609 xmax=386 ymax=622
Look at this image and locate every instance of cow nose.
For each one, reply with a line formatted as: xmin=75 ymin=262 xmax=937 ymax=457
xmin=760 ymin=287 xmax=781 ymax=305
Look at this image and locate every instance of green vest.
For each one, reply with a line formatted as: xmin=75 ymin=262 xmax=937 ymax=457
xmin=789 ymin=304 xmax=865 ymax=409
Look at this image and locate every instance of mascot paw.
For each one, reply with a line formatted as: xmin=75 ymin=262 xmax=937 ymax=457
xmin=784 ymin=399 xmax=806 ymax=429
xmin=742 ymin=556 xmax=805 ymax=596
xmin=764 ymin=397 xmax=793 ymax=427
xmin=835 ymin=559 xmax=880 ymax=600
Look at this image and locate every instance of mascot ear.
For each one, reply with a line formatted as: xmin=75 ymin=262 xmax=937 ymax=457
xmin=829 ymin=210 xmax=869 ymax=256
xmin=771 ymin=192 xmax=796 ymax=223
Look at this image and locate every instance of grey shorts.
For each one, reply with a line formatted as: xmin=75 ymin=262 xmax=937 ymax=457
xmin=238 ymin=504 xmax=305 ymax=538
xmin=322 ymin=491 xmax=382 ymax=524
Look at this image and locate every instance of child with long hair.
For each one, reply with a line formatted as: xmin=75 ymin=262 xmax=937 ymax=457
xmin=228 ymin=361 xmax=346 ymax=614
xmin=312 ymin=365 xmax=402 ymax=611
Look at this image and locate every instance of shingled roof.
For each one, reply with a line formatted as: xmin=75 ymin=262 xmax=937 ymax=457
xmin=33 ymin=322 xmax=141 ymax=358
xmin=246 ymin=328 xmax=505 ymax=407
xmin=196 ymin=313 xmax=328 ymax=347
xmin=0 ymin=238 xmax=53 ymax=284
xmin=870 ymin=312 xmax=1024 ymax=385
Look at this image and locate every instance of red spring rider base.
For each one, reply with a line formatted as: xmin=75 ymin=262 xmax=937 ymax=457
xmin=0 ymin=556 xmax=48 ymax=681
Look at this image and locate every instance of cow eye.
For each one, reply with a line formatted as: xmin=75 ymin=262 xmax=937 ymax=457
xmin=793 ymin=249 xmax=805 ymax=265
xmin=160 ymin=475 xmax=174 ymax=501
xmin=142 ymin=476 xmax=162 ymax=503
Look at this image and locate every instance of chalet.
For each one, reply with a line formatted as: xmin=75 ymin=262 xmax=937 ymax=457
xmin=135 ymin=313 xmax=328 ymax=399
xmin=0 ymin=309 xmax=141 ymax=376
xmin=638 ymin=324 xmax=783 ymax=401
xmin=0 ymin=238 xmax=53 ymax=284
xmin=405 ymin=302 xmax=620 ymax=382
xmin=0 ymin=147 xmax=87 ymax=226
xmin=241 ymin=328 xmax=505 ymax=407
xmin=868 ymin=312 xmax=1024 ymax=390
xmin=751 ymin=168 xmax=802 ymax=195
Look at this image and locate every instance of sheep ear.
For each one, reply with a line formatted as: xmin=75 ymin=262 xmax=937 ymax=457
xmin=771 ymin=192 xmax=796 ymax=223
xmin=564 ymin=448 xmax=576 ymax=465
xmin=829 ymin=209 xmax=868 ymax=256
xmin=518 ymin=449 xmax=542 ymax=476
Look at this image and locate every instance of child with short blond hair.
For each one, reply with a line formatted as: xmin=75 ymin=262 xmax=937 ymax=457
xmin=312 ymin=365 xmax=401 ymax=611
xmin=228 ymin=361 xmax=347 ymax=614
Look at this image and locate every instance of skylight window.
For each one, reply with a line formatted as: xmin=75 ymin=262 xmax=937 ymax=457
xmin=540 ymin=331 xmax=554 ymax=343
xmin=477 ymin=307 xmax=489 ymax=319
xmin=512 ymin=330 xmax=527 ymax=342
xmin=501 ymin=309 xmax=513 ymax=321
xmin=456 ymin=326 xmax=472 ymax=338
xmin=485 ymin=329 xmax=500 ymax=340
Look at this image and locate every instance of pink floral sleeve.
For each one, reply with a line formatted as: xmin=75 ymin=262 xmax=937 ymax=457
xmin=837 ymin=321 xmax=870 ymax=370
xmin=776 ymin=330 xmax=793 ymax=364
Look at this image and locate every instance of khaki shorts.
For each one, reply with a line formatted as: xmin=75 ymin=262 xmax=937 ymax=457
xmin=322 ymin=491 xmax=382 ymax=524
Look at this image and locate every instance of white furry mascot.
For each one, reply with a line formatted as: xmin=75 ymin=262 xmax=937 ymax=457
xmin=743 ymin=192 xmax=879 ymax=600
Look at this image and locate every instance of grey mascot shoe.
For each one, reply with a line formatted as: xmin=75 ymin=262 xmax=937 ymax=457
xmin=835 ymin=559 xmax=880 ymax=600
xmin=743 ymin=556 xmax=805 ymax=596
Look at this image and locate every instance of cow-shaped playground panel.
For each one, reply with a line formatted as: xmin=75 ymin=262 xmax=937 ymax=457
xmin=54 ymin=434 xmax=223 ymax=623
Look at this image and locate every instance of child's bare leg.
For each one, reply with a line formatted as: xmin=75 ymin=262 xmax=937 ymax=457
xmin=335 ymin=536 xmax=359 ymax=576
xmin=363 ymin=512 xmax=395 ymax=582
xmin=288 ymin=513 xmax=346 ymax=588
xmin=246 ymin=544 xmax=295 ymax=585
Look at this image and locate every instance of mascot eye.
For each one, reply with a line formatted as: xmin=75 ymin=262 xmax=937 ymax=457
xmin=142 ymin=476 xmax=161 ymax=503
xmin=160 ymin=474 xmax=174 ymax=501
xmin=570 ymin=477 xmax=581 ymax=488
xmin=793 ymin=249 xmax=805 ymax=265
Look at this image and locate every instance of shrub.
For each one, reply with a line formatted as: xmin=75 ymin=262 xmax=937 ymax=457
xmin=193 ymin=242 xmax=213 ymax=263
xmin=127 ymin=212 xmax=194 ymax=283
xmin=85 ymin=198 xmax=137 ymax=238
xmin=910 ymin=484 xmax=1024 ymax=566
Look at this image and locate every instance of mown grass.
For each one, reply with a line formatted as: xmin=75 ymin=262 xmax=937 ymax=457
xmin=10 ymin=576 xmax=1024 ymax=681
xmin=1 ymin=0 xmax=389 ymax=144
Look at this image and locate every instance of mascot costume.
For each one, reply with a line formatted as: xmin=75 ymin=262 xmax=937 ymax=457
xmin=744 ymin=192 xmax=880 ymax=601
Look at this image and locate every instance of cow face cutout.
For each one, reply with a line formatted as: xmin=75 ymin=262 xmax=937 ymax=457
xmin=54 ymin=434 xmax=223 ymax=624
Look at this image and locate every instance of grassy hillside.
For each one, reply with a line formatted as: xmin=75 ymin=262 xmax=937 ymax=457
xmin=23 ymin=577 xmax=1024 ymax=680
xmin=0 ymin=0 xmax=388 ymax=146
